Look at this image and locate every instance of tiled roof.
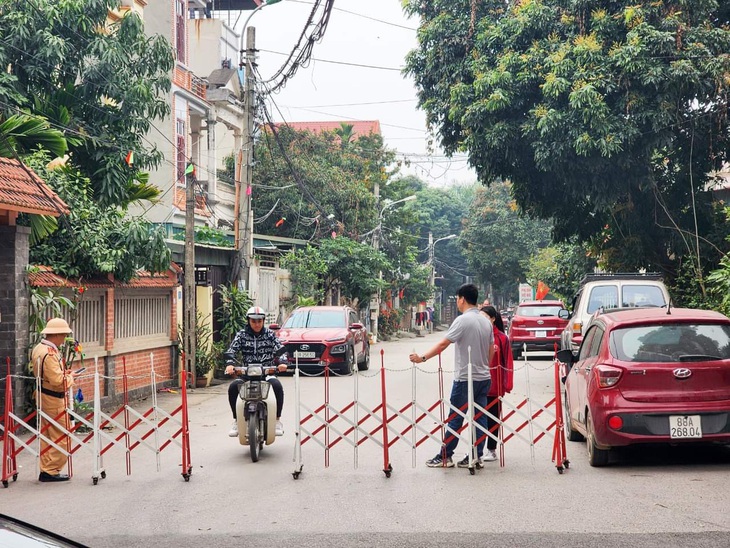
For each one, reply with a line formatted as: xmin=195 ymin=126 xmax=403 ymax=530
xmin=0 ymin=157 xmax=69 ymax=216
xmin=276 ymin=120 xmax=382 ymax=138
xmin=29 ymin=265 xmax=179 ymax=289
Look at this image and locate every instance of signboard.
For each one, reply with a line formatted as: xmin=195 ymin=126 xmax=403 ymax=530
xmin=519 ymin=283 xmax=533 ymax=302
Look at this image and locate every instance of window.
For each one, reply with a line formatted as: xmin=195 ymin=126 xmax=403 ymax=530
xmin=175 ymin=0 xmax=186 ymax=63
xmin=283 ymin=310 xmax=346 ymax=329
xmin=588 ymin=327 xmax=604 ymax=358
xmin=621 ymin=285 xmax=666 ymax=308
xmin=578 ymin=328 xmax=596 ymax=361
xmin=610 ymin=323 xmax=730 ymax=362
xmin=587 ymin=286 xmax=618 ymax=313
xmin=516 ymin=305 xmax=563 ymax=317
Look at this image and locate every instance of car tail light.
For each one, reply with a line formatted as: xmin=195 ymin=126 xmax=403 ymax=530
xmin=608 ymin=415 xmax=623 ymax=430
xmin=572 ymin=322 xmax=582 ymax=335
xmin=594 ymin=364 xmax=622 ymax=388
xmin=511 ymin=319 xmax=524 ymax=328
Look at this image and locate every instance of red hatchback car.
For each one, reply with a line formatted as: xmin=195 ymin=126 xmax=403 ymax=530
xmin=559 ymin=307 xmax=730 ymax=466
xmin=272 ymin=306 xmax=369 ymax=376
xmin=509 ymin=300 xmax=569 ymax=359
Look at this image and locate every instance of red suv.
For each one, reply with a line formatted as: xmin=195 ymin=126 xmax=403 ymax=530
xmin=271 ymin=306 xmax=370 ymax=376
xmin=509 ymin=300 xmax=569 ymax=359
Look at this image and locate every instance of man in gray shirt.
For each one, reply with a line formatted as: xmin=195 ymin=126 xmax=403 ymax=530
xmin=410 ymin=283 xmax=494 ymax=468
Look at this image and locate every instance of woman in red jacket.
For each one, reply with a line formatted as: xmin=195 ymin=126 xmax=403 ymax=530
xmin=480 ymin=306 xmax=513 ymax=462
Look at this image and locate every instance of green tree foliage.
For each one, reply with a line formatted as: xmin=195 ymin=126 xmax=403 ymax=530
xmin=0 ymin=0 xmax=174 ymax=206
xmin=461 ymin=182 xmax=552 ymax=301
xmin=282 ymin=237 xmax=390 ymax=308
xmin=253 ymin=125 xmax=396 ymax=240
xmin=525 ymin=241 xmax=597 ymax=303
xmin=404 ymin=0 xmax=730 ymax=284
xmin=26 ymin=153 xmax=170 ymax=282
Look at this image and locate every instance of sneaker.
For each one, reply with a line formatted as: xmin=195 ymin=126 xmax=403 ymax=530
xmin=425 ymin=454 xmax=454 ymax=468
xmin=275 ymin=420 xmax=284 ymax=436
xmin=228 ymin=420 xmax=238 ymax=437
xmin=483 ymin=449 xmax=498 ymax=462
xmin=457 ymin=455 xmax=483 ymax=469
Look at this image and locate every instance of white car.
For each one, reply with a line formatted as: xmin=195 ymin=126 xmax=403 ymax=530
xmin=560 ymin=273 xmax=670 ymax=352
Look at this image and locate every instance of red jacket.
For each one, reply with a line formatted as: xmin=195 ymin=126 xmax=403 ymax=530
xmin=489 ymin=329 xmax=514 ymax=397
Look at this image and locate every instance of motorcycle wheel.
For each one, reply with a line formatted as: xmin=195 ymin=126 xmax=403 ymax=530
xmin=259 ymin=415 xmax=265 ymax=451
xmin=249 ymin=412 xmax=259 ymax=462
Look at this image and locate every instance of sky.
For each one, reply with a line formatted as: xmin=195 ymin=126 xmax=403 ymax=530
xmin=220 ymin=0 xmax=476 ymax=187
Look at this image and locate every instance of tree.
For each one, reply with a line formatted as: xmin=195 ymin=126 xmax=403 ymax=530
xmin=0 ymin=0 xmax=174 ymax=207
xmin=404 ymin=0 xmax=730 ymax=284
xmin=26 ymin=152 xmax=170 ymax=282
xmin=282 ymin=236 xmax=390 ymax=308
xmin=253 ymin=125 xmax=396 ymax=240
xmin=524 ymin=241 xmax=597 ymax=303
xmin=461 ymin=181 xmax=552 ymax=302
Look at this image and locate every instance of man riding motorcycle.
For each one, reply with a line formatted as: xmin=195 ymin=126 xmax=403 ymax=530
xmin=224 ymin=306 xmax=288 ymax=437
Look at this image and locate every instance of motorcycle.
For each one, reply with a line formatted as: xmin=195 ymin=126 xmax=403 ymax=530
xmin=228 ymin=359 xmax=286 ymax=462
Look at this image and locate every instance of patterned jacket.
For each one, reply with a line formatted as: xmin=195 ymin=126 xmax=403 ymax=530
xmin=225 ymin=325 xmax=285 ymax=366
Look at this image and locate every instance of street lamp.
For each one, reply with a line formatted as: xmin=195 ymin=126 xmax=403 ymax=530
xmin=428 ymin=233 xmax=457 ymax=321
xmin=240 ymin=0 xmax=283 ymax=43
xmin=371 ymin=194 xmax=417 ymax=343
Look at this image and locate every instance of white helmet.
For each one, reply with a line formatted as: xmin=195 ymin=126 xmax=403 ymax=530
xmin=246 ymin=306 xmax=266 ymax=320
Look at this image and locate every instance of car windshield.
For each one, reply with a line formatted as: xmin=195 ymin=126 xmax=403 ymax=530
xmin=516 ymin=305 xmax=562 ymax=317
xmin=283 ymin=310 xmax=347 ymax=328
xmin=586 ymin=285 xmax=666 ymax=314
xmin=609 ymin=323 xmax=730 ymax=362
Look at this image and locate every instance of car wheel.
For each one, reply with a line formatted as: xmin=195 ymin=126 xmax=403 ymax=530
xmin=339 ymin=346 xmax=355 ymax=376
xmin=563 ymin=390 xmax=584 ymax=442
xmin=357 ymin=345 xmax=370 ymax=371
xmin=586 ymin=411 xmax=609 ymax=467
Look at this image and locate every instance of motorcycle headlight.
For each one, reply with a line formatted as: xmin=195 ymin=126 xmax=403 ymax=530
xmin=246 ymin=365 xmax=263 ymax=376
xmin=330 ymin=344 xmax=347 ymax=354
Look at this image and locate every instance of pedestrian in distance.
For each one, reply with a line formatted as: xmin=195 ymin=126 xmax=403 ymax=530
xmin=30 ymin=318 xmax=84 ymax=482
xmin=224 ymin=306 xmax=288 ymax=438
xmin=409 ymin=283 xmax=494 ymax=468
xmin=480 ymin=305 xmax=514 ymax=462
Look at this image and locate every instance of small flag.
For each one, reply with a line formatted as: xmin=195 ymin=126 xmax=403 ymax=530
xmin=536 ymin=281 xmax=550 ymax=301
xmin=246 ymin=185 xmax=252 ymax=196
xmin=125 ymin=151 xmax=134 ymax=166
xmin=275 ymin=217 xmax=286 ymax=228
xmin=185 ymin=163 xmax=195 ymax=175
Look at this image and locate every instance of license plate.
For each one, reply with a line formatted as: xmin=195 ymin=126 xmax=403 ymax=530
xmin=669 ymin=415 xmax=702 ymax=439
xmin=293 ymin=351 xmax=315 ymax=358
xmin=535 ymin=330 xmax=547 ymax=338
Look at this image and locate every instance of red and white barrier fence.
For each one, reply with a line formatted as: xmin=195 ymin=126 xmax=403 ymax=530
xmin=292 ymin=347 xmax=569 ymax=479
xmin=1 ymin=355 xmax=192 ymax=488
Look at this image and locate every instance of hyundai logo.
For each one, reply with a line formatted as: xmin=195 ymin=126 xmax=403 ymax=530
xmin=537 ymin=320 xmax=544 ymax=325
xmin=300 ymin=344 xmax=310 ymax=351
xmin=673 ymin=368 xmax=692 ymax=379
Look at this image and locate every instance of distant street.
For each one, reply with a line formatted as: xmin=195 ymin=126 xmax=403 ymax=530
xmin=3 ymin=332 xmax=730 ymax=547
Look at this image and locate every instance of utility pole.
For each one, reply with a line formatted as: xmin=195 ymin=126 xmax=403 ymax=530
xmin=183 ymin=161 xmax=196 ymax=387
xmin=370 ymin=180 xmax=380 ymax=343
xmin=235 ymin=26 xmax=256 ymax=290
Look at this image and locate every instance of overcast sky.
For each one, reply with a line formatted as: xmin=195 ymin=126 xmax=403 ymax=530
xmin=222 ymin=0 xmax=475 ymax=187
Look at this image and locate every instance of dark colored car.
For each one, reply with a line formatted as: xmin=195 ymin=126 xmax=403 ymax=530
xmin=559 ymin=307 xmax=730 ymax=466
xmin=0 ymin=514 xmax=87 ymax=547
xmin=271 ymin=306 xmax=369 ymax=375
xmin=508 ymin=300 xmax=569 ymax=359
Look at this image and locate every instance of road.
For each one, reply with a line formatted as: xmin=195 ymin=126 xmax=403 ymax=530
xmin=2 ymin=332 xmax=730 ymax=547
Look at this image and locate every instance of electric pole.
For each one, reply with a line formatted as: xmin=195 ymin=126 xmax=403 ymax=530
xmin=235 ymin=26 xmax=256 ymax=290
xmin=183 ymin=161 xmax=196 ymax=387
xmin=370 ymin=180 xmax=380 ymax=343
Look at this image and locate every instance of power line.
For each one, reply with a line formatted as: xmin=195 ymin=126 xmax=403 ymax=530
xmin=260 ymin=48 xmax=403 ymax=72
xmin=288 ymin=0 xmax=418 ymax=31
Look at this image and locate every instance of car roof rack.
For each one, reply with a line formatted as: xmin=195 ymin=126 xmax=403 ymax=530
xmin=579 ymin=272 xmax=663 ymax=287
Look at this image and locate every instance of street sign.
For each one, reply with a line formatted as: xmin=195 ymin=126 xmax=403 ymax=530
xmin=519 ymin=283 xmax=533 ymax=302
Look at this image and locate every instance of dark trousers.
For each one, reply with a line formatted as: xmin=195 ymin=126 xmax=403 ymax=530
xmin=486 ymin=395 xmax=501 ymax=451
xmin=228 ymin=377 xmax=284 ymax=419
xmin=442 ymin=379 xmax=491 ymax=458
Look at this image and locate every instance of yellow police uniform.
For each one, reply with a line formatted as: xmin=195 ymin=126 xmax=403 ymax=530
xmin=30 ymin=340 xmax=74 ymax=475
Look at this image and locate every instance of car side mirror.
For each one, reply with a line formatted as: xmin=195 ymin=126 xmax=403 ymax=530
xmin=558 ymin=309 xmax=570 ymax=320
xmin=350 ymin=322 xmax=364 ymax=330
xmin=269 ymin=323 xmax=280 ymax=331
xmin=556 ymin=349 xmax=576 ymax=364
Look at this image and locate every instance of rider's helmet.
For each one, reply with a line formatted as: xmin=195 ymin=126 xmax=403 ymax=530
xmin=246 ymin=306 xmax=266 ymax=320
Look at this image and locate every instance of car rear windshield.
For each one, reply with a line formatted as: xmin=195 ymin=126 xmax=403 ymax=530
xmin=516 ymin=305 xmax=563 ymax=317
xmin=586 ymin=285 xmax=666 ymax=314
xmin=609 ymin=323 xmax=730 ymax=362
xmin=283 ymin=310 xmax=346 ymax=328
